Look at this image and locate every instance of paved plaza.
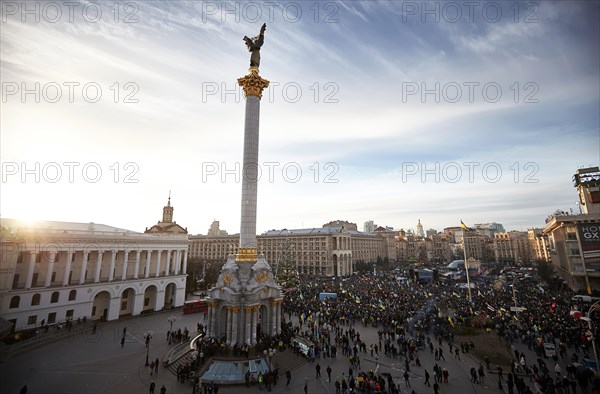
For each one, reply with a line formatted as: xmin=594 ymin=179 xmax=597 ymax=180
xmin=1 ymin=308 xmax=575 ymax=394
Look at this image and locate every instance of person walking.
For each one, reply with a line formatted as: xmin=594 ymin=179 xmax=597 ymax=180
xmin=150 ymin=361 xmax=155 ymax=376
xmin=316 ymin=363 xmax=321 ymax=378
xmin=424 ymin=369 xmax=431 ymax=386
xmin=404 ymin=370 xmax=411 ymax=387
xmin=433 ymin=381 xmax=440 ymax=394
xmin=327 ymin=365 xmax=332 ymax=382
xmin=438 ymin=347 xmax=446 ymax=361
xmin=286 ymin=370 xmax=291 ymax=386
xmin=160 ymin=385 xmax=166 ymax=394
xmin=149 ymin=381 xmax=156 ymax=394
xmin=442 ymin=368 xmax=449 ymax=384
xmin=304 ymin=377 xmax=308 ymax=394
xmin=121 ymin=335 xmax=125 ymax=348
xmin=155 ymin=358 xmax=159 ymax=374
xmin=478 ymin=363 xmax=485 ymax=384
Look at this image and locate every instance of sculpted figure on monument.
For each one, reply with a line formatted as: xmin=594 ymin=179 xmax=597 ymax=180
xmin=243 ymin=23 xmax=266 ymax=68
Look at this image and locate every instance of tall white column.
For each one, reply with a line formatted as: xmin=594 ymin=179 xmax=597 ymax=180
xmin=231 ymin=308 xmax=239 ymax=345
xmin=174 ymin=250 xmax=180 ymax=275
xmin=245 ymin=307 xmax=252 ymax=345
xmin=121 ymin=251 xmax=129 ymax=280
xmin=63 ymin=251 xmax=73 ymax=286
xmin=108 ymin=250 xmax=116 ymax=281
xmin=134 ymin=250 xmax=141 ymax=279
xmin=211 ymin=305 xmax=218 ymax=337
xmin=44 ymin=252 xmax=56 ymax=287
xmin=25 ymin=252 xmax=37 ymax=289
xmin=207 ymin=305 xmax=213 ymax=337
xmin=271 ymin=302 xmax=277 ymax=336
xmin=182 ymin=249 xmax=188 ymax=274
xmin=79 ymin=251 xmax=88 ymax=284
xmin=94 ymin=251 xmax=103 ymax=283
xmin=165 ymin=250 xmax=171 ymax=276
xmin=226 ymin=308 xmax=233 ymax=344
xmin=276 ymin=303 xmax=282 ymax=334
xmin=144 ymin=250 xmax=151 ymax=278
xmin=155 ymin=250 xmax=162 ymax=277
xmin=251 ymin=307 xmax=258 ymax=345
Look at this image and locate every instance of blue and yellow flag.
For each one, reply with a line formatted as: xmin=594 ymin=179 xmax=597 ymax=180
xmin=460 ymin=220 xmax=473 ymax=231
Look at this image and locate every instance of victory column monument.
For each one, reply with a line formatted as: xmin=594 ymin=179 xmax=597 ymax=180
xmin=205 ymin=24 xmax=283 ymax=347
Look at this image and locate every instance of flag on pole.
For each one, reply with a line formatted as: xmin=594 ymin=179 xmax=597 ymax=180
xmin=461 ymin=220 xmax=474 ymax=231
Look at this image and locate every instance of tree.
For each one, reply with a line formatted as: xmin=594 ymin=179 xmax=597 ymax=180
xmin=276 ymin=239 xmax=299 ymax=289
xmin=536 ymin=259 xmax=554 ymax=283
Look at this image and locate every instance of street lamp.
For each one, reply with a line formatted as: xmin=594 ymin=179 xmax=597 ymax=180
xmin=580 ymin=300 xmax=600 ymax=376
xmin=264 ymin=347 xmax=276 ymax=370
xmin=168 ymin=315 xmax=176 ymax=332
xmin=144 ymin=330 xmax=153 ymax=366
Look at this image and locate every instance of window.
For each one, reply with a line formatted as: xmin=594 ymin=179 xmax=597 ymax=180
xmin=28 ymin=316 xmax=37 ymax=325
xmin=144 ymin=297 xmax=150 ymax=306
xmin=31 ymin=293 xmax=41 ymax=306
xmin=51 ymin=291 xmax=59 ymax=303
xmin=47 ymin=312 xmax=56 ymax=324
xmin=51 ymin=272 xmax=56 ymax=283
xmin=68 ymin=290 xmax=76 ymax=301
xmin=121 ymin=301 xmax=127 ymax=310
xmin=9 ymin=296 xmax=20 ymax=309
xmin=66 ymin=309 xmax=74 ymax=320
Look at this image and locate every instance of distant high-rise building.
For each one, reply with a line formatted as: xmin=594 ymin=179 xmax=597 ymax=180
xmin=474 ymin=222 xmax=505 ymax=238
xmin=363 ymin=220 xmax=376 ymax=234
xmin=207 ymin=220 xmax=228 ymax=236
xmin=426 ymin=229 xmax=437 ymax=238
xmin=416 ymin=219 xmax=425 ymax=238
xmin=323 ymin=220 xmax=357 ymax=231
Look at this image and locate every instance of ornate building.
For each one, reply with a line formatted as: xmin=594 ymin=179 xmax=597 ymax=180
xmin=145 ymin=194 xmax=188 ymax=234
xmin=0 ymin=219 xmax=188 ymax=331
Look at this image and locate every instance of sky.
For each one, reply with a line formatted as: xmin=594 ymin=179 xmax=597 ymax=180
xmin=1 ymin=0 xmax=599 ymax=235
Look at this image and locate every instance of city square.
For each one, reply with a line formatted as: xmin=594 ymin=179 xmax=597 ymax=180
xmin=1 ymin=1 xmax=599 ymax=394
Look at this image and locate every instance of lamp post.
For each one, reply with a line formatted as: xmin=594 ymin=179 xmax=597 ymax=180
xmin=144 ymin=330 xmax=153 ymax=366
xmin=168 ymin=315 xmax=176 ymax=331
xmin=264 ymin=347 xmax=276 ymax=370
xmin=580 ymin=300 xmax=600 ymax=376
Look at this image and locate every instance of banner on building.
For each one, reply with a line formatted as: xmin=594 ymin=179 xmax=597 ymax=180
xmin=577 ymin=223 xmax=600 ymax=263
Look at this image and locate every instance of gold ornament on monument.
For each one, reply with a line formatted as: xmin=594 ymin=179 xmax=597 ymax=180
xmin=255 ymin=271 xmax=268 ymax=284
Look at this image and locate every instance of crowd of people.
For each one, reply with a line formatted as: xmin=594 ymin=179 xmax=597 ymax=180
xmin=278 ymin=266 xmax=599 ymax=394
xmin=183 ymin=264 xmax=598 ymax=394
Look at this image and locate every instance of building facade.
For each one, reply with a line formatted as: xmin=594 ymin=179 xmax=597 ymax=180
xmin=543 ymin=167 xmax=600 ymax=293
xmin=189 ymin=224 xmax=387 ymax=277
xmin=0 ymin=219 xmax=189 ymax=331
xmin=494 ymin=231 xmax=531 ymax=264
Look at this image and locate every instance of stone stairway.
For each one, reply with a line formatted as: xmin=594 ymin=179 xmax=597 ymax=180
xmin=271 ymin=349 xmax=308 ymax=376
